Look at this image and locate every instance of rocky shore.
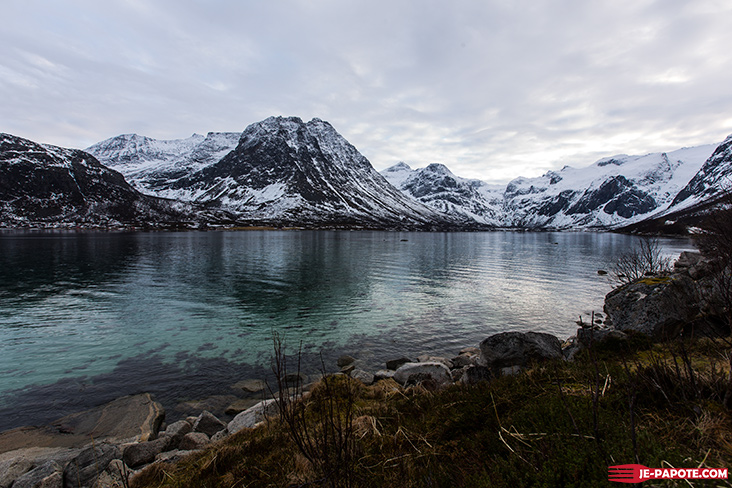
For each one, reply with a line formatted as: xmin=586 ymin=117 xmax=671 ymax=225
xmin=1 ymin=250 xmax=726 ymax=488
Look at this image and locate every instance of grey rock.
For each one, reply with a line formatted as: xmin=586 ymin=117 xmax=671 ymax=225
xmin=451 ymin=367 xmax=465 ymax=382
xmin=373 ymin=370 xmax=396 ymax=381
xmin=179 ymin=432 xmax=210 ymax=451
xmin=0 ymin=457 xmax=34 ymax=488
xmin=155 ymin=449 xmax=201 ymax=464
xmin=211 ymin=430 xmax=229 ymax=442
xmin=576 ymin=327 xmax=628 ymax=348
xmin=37 ymin=471 xmax=63 ymax=488
xmin=337 ymin=355 xmax=356 ymax=368
xmin=92 ymin=459 xmax=129 ymax=488
xmin=604 ymin=274 xmax=699 ymax=339
xmin=227 ymin=399 xmax=279 ymax=435
xmin=460 ymin=365 xmax=494 ymax=385
xmin=451 ymin=353 xmax=478 ymax=368
xmin=63 ymin=443 xmax=121 ymax=488
xmin=386 ymin=357 xmax=413 ymax=371
xmin=161 ymin=420 xmax=192 ymax=449
xmin=122 ymin=437 xmax=171 ymax=468
xmin=340 ymin=364 xmax=356 ymax=375
xmin=417 ymin=355 xmax=454 ymax=369
xmin=393 ymin=362 xmax=452 ymax=387
xmin=459 ymin=346 xmax=480 ymax=355
xmin=192 ymin=411 xmax=227 ymax=437
xmin=11 ymin=461 xmax=62 ymax=488
xmin=479 ymin=331 xmax=562 ymax=370
xmin=350 ymin=369 xmax=375 ymax=385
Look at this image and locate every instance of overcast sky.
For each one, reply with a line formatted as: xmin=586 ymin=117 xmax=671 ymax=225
xmin=3 ymin=0 xmax=732 ymax=183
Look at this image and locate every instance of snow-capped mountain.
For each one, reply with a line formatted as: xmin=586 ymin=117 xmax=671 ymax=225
xmin=670 ymin=134 xmax=732 ymax=209
xmin=0 ymin=133 xmax=187 ymax=226
xmin=501 ymin=144 xmax=717 ymax=229
xmin=86 ymin=131 xmax=241 ymax=196
xmin=384 ymin=143 xmax=718 ymax=230
xmin=90 ymin=116 xmax=458 ymax=229
xmin=381 ymin=162 xmax=504 ymax=225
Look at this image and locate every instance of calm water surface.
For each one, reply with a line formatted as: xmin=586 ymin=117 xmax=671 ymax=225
xmin=0 ymin=230 xmax=693 ymax=430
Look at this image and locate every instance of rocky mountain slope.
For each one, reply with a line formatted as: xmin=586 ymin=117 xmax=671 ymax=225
xmin=670 ymin=134 xmax=732 ymax=209
xmin=0 ymin=133 xmax=188 ymax=227
xmin=90 ymin=117 xmax=462 ymax=229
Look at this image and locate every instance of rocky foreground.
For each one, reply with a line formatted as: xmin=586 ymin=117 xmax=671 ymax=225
xmin=0 ymin=250 xmax=725 ymax=488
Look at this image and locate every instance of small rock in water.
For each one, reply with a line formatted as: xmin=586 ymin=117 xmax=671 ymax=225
xmin=340 ymin=364 xmax=356 ymax=375
xmin=336 ymin=355 xmax=356 ymax=368
xmin=232 ymin=379 xmax=266 ymax=393
xmin=597 ymin=270 xmax=608 ymax=275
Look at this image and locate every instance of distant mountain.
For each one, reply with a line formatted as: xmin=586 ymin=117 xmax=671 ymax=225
xmin=86 ymin=131 xmax=241 ymax=197
xmin=381 ymin=162 xmax=504 ymax=225
xmin=10 ymin=115 xmax=729 ymax=231
xmin=383 ymin=144 xmax=718 ymax=230
xmin=91 ymin=117 xmax=461 ymax=229
xmin=0 ymin=133 xmax=187 ymax=227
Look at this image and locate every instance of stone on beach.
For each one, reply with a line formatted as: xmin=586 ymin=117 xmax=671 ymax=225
xmin=393 ymin=362 xmax=452 ymax=387
xmin=479 ymin=331 xmax=563 ymax=371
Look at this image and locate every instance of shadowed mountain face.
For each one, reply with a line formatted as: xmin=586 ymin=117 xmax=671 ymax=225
xmin=0 ymin=133 xmax=188 ymax=225
xmin=672 ymin=135 xmax=732 ymax=208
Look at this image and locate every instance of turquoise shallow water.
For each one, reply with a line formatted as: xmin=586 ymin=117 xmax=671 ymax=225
xmin=0 ymin=230 xmax=694 ymax=430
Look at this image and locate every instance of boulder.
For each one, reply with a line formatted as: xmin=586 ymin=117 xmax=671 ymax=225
xmin=122 ymin=437 xmax=171 ymax=468
xmin=227 ymin=399 xmax=279 ymax=435
xmin=0 ymin=457 xmax=34 ymax=488
xmin=155 ymin=449 xmax=196 ymax=464
xmin=350 ymin=369 xmax=375 ymax=385
xmin=0 ymin=394 xmax=164 ymax=455
xmin=604 ymin=274 xmax=699 ymax=339
xmin=386 ymin=357 xmax=413 ymax=371
xmin=10 ymin=461 xmax=62 ymax=488
xmin=211 ymin=430 xmax=229 ymax=442
xmin=416 ymin=355 xmax=453 ymax=369
xmin=179 ymin=432 xmax=210 ymax=451
xmin=459 ymin=346 xmax=480 ymax=355
xmin=393 ymin=362 xmax=452 ymax=387
xmin=161 ymin=420 xmax=192 ymax=449
xmin=91 ymin=459 xmax=128 ymax=488
xmin=63 ymin=443 xmax=121 ymax=488
xmin=192 ymin=411 xmax=227 ymax=437
xmin=576 ymin=326 xmax=628 ymax=348
xmin=479 ymin=331 xmax=562 ymax=371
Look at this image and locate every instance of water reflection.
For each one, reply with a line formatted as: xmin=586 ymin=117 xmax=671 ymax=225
xmin=0 ymin=230 xmax=694 ymax=431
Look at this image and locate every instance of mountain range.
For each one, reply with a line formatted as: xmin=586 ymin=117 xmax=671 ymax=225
xmin=2 ymin=116 xmax=731 ymax=231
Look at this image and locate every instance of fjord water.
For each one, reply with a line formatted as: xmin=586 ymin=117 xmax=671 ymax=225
xmin=0 ymin=230 xmax=692 ymax=430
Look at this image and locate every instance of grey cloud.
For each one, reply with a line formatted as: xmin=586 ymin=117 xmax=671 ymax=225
xmin=2 ymin=0 xmax=732 ymax=183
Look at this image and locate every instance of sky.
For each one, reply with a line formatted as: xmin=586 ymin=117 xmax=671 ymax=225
xmin=2 ymin=0 xmax=732 ymax=184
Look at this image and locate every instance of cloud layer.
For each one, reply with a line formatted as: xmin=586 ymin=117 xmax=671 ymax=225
xmin=3 ymin=0 xmax=732 ymax=182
